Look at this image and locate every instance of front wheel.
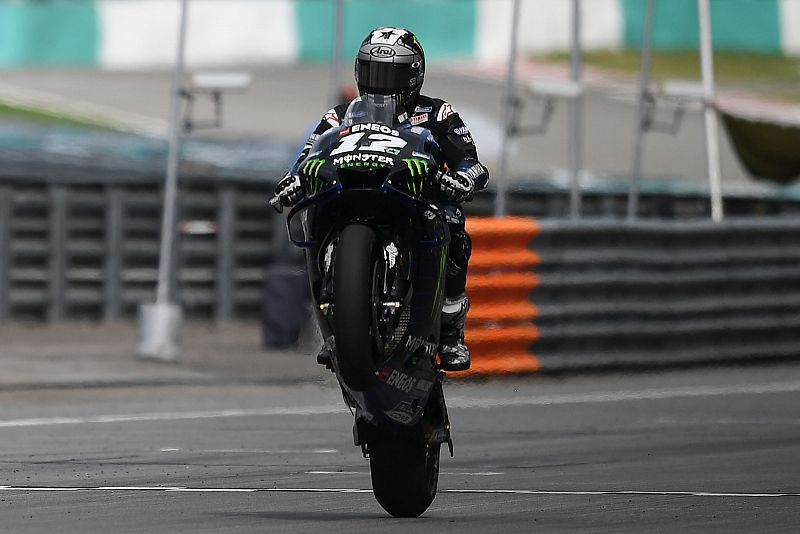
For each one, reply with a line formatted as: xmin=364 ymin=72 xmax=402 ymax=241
xmin=333 ymin=224 xmax=379 ymax=391
xmin=369 ymin=428 xmax=441 ymax=517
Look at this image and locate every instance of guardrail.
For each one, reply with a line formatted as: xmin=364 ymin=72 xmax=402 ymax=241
xmin=0 ymin=174 xmax=282 ymax=321
xmin=3 ymin=161 xmax=800 ymax=342
xmin=459 ymin=217 xmax=800 ymax=374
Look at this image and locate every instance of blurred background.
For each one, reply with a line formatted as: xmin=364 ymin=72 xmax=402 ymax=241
xmin=1 ymin=0 xmax=800 ymax=324
xmin=1 ymin=2 xmax=800 ymax=530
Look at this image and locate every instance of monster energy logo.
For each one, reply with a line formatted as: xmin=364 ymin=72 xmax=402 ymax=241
xmin=403 ymin=158 xmax=429 ymax=196
xmin=303 ymin=158 xmax=325 ymax=177
xmin=403 ymin=158 xmax=429 ymax=177
xmin=302 ymin=159 xmax=326 ymax=195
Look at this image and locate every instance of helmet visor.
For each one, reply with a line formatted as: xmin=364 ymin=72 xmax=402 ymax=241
xmin=356 ymin=60 xmax=417 ymax=95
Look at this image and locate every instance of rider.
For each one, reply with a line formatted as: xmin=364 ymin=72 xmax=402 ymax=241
xmin=274 ymin=27 xmax=489 ymax=371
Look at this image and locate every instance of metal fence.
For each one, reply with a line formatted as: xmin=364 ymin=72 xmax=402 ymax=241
xmin=531 ymin=218 xmax=800 ymax=370
xmin=0 ymin=174 xmax=278 ymax=322
xmin=3 ymin=172 xmax=800 ymax=324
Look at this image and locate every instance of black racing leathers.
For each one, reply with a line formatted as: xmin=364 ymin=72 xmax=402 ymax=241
xmin=284 ymin=95 xmax=489 ymax=297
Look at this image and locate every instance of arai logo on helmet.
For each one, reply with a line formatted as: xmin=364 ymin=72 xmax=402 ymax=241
xmin=370 ymin=46 xmax=396 ymax=58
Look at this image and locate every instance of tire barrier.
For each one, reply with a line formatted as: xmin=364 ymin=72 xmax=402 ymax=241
xmin=454 ymin=217 xmax=541 ymax=377
xmin=453 ymin=216 xmax=800 ymax=377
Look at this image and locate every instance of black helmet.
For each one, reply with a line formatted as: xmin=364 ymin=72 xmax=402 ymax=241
xmin=354 ymin=27 xmax=425 ymax=112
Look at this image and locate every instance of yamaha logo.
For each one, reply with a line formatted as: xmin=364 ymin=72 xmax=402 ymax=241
xmin=370 ymin=46 xmax=396 ymax=58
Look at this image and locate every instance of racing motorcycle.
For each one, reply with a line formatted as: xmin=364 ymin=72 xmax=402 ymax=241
xmin=270 ymin=94 xmax=453 ymax=517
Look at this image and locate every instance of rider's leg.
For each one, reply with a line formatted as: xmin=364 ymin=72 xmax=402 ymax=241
xmin=439 ymin=205 xmax=471 ymax=371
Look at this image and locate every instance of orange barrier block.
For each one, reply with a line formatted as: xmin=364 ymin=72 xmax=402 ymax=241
xmin=470 ymin=249 xmax=540 ymax=271
xmin=467 ymin=216 xmax=540 ymax=239
xmin=467 ymin=302 xmax=538 ymax=325
xmin=450 ymin=353 xmax=541 ymax=378
xmin=466 ymin=325 xmax=539 ymax=355
xmin=461 ymin=216 xmax=540 ymax=378
xmin=467 ymin=217 xmax=540 ymax=251
xmin=467 ymin=273 xmax=539 ymax=298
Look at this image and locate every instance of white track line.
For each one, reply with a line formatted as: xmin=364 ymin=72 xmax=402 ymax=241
xmin=160 ymin=448 xmax=339 ymax=454
xmin=447 ymin=381 xmax=800 ymax=409
xmin=0 ymin=405 xmax=348 ymax=429
xmin=0 ymin=486 xmax=797 ymax=498
xmin=1 ymin=381 xmax=799 ymax=429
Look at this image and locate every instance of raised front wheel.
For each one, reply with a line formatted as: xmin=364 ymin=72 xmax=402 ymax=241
xmin=333 ymin=224 xmax=380 ymax=391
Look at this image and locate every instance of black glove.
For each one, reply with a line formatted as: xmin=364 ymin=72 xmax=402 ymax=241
xmin=274 ymin=172 xmax=303 ymax=208
xmin=438 ymin=170 xmax=475 ymax=202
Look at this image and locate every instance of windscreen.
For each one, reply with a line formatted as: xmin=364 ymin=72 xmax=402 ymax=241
xmin=340 ymin=93 xmax=400 ymax=127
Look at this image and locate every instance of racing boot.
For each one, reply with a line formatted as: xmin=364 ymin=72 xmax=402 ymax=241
xmin=438 ymin=294 xmax=470 ymax=371
xmin=316 ymin=338 xmax=335 ymax=372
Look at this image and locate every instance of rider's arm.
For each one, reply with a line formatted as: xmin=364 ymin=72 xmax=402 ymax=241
xmin=274 ymin=105 xmax=347 ymax=206
xmin=429 ymin=100 xmax=490 ymax=192
xmin=289 ymin=106 xmax=347 ymax=172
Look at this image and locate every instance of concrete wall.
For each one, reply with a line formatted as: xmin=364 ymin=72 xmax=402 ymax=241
xmin=0 ymin=0 xmax=798 ymax=68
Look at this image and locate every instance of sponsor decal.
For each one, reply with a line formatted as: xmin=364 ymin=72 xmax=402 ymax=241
xmin=453 ymin=126 xmax=470 ymax=135
xmin=302 ymin=158 xmax=325 ymax=177
xmin=409 ymin=114 xmax=427 ymax=126
xmin=351 ymin=123 xmax=400 ymax=136
xmin=379 ymin=367 xmax=418 ymax=393
xmin=406 ymin=336 xmax=437 ymax=358
xmin=322 ymin=110 xmax=340 ymax=127
xmin=370 ymin=45 xmax=395 ymax=58
xmin=332 ymin=153 xmax=394 ymax=168
xmin=414 ymin=105 xmax=433 ymax=113
xmin=462 ymin=134 xmax=473 ymax=144
xmin=339 ymin=128 xmax=350 ymax=136
xmin=384 ymin=242 xmax=398 ymax=269
xmin=414 ymin=378 xmax=433 ymax=393
xmin=403 ymin=158 xmax=429 ymax=177
xmin=403 ymin=158 xmax=429 ymax=195
xmin=385 ymin=400 xmax=415 ymax=424
xmin=436 ymin=102 xmax=455 ymax=122
xmin=423 ymin=209 xmax=437 ymax=220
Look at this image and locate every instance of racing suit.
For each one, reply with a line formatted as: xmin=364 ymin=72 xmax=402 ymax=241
xmin=278 ymin=95 xmax=489 ymax=368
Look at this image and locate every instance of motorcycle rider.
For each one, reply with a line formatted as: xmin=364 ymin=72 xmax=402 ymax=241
xmin=274 ymin=27 xmax=489 ymax=371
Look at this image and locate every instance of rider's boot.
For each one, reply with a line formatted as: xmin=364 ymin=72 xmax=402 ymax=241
xmin=438 ymin=293 xmax=470 ymax=371
xmin=316 ymin=338 xmax=335 ymax=371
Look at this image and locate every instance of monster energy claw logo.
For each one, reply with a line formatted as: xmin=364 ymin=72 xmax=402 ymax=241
xmin=303 ymin=159 xmax=326 ymax=195
xmin=403 ymin=158 xmax=429 ymax=177
xmin=402 ymin=158 xmax=428 ymax=196
xmin=303 ymin=159 xmax=325 ymax=177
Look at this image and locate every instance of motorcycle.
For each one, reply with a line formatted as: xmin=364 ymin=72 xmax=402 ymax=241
xmin=270 ymin=94 xmax=453 ymax=517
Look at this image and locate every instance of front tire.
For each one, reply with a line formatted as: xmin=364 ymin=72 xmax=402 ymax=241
xmin=369 ymin=428 xmax=441 ymax=517
xmin=333 ymin=224 xmax=379 ymax=391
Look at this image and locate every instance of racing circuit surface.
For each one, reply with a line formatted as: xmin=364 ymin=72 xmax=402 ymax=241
xmin=2 ymin=363 xmax=799 ymax=532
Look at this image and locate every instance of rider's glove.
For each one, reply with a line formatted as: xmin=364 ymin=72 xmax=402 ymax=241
xmin=275 ymin=172 xmax=303 ymax=208
xmin=438 ymin=170 xmax=475 ymax=202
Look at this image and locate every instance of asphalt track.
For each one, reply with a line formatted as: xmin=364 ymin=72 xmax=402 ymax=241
xmin=2 ymin=363 xmax=799 ymax=532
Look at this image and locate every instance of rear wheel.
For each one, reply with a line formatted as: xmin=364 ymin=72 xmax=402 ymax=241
xmin=333 ymin=224 xmax=380 ymax=391
xmin=369 ymin=427 xmax=441 ymax=517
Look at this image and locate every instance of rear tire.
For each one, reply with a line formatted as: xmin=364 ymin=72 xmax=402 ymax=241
xmin=369 ymin=429 xmax=441 ymax=517
xmin=333 ymin=224 xmax=379 ymax=391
